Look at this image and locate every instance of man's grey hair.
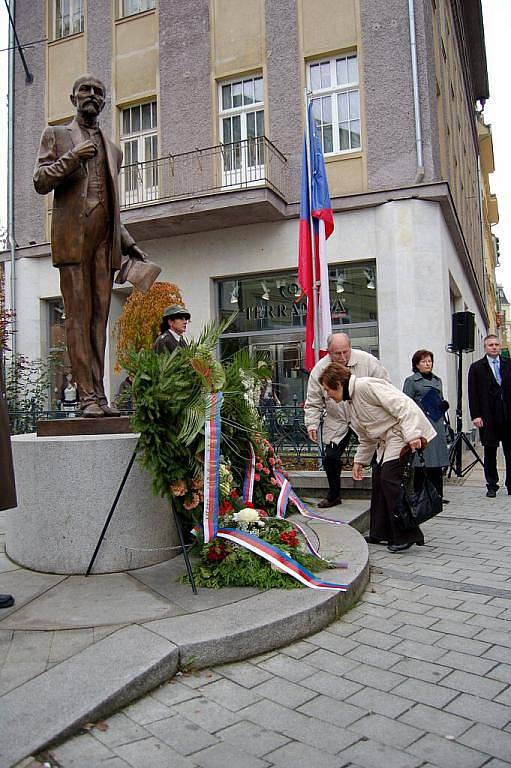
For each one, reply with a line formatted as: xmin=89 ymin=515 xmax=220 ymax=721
xmin=484 ymin=334 xmax=499 ymax=343
xmin=71 ymin=74 xmax=106 ymax=96
xmin=327 ymin=332 xmax=350 ymax=350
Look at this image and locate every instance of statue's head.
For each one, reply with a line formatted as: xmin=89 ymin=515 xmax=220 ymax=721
xmin=70 ymin=75 xmax=106 ymax=120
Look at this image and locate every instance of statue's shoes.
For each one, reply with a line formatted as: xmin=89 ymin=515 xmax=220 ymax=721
xmin=100 ymin=403 xmax=121 ymax=417
xmin=82 ymin=403 xmax=105 ymax=418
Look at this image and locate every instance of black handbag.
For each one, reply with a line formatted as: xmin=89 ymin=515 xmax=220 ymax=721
xmin=393 ymin=452 xmax=443 ymax=530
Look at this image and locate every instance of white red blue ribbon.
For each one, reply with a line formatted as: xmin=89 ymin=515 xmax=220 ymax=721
xmin=203 ymin=392 xmax=223 ymax=543
xmin=200 ymin=393 xmax=348 ymax=590
xmin=216 ymin=528 xmax=348 ymax=591
xmin=243 ymin=443 xmax=256 ymax=503
xmin=274 ymin=470 xmax=348 ymax=526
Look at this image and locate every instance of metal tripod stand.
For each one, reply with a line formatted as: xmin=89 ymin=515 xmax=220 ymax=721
xmin=447 ymin=348 xmax=483 ymax=478
xmin=85 ymin=440 xmax=197 ymax=593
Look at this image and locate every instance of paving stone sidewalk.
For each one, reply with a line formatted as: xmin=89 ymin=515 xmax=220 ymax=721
xmin=40 ymin=471 xmax=511 ymax=768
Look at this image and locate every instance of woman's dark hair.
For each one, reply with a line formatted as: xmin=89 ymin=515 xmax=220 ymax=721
xmin=412 ymin=349 xmax=434 ymax=372
xmin=319 ymin=362 xmax=351 ymax=389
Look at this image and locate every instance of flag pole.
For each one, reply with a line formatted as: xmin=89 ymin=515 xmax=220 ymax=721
xmin=304 ymin=89 xmax=320 ymax=366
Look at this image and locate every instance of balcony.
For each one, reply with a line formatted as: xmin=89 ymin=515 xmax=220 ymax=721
xmin=119 ymin=137 xmax=289 ymax=240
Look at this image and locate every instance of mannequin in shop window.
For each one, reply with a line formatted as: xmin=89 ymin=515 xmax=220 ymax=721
xmin=61 ymin=372 xmax=79 ymax=411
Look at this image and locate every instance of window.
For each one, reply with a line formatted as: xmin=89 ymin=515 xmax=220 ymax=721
xmin=120 ymin=101 xmax=158 ymax=205
xmin=219 ymin=75 xmax=264 ymax=186
xmin=54 ymin=0 xmax=84 ymax=39
xmin=120 ymin=0 xmax=155 ymax=18
xmin=307 ymin=54 xmax=361 ymax=155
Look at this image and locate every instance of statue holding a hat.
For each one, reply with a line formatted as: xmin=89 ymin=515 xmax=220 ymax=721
xmin=154 ymin=305 xmax=191 ymax=354
xmin=33 ymin=74 xmax=159 ymax=418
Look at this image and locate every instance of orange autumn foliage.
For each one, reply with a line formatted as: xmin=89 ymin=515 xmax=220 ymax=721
xmin=114 ymin=282 xmax=183 ymax=372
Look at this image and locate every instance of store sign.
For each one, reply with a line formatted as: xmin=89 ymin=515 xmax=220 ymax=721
xmin=244 ymin=297 xmax=347 ymax=321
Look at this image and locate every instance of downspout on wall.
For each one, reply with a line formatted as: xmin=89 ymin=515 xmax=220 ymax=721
xmin=7 ymin=0 xmax=16 ymax=359
xmin=408 ymin=0 xmax=425 ymax=183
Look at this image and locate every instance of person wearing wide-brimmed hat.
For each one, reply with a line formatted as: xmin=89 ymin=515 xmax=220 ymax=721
xmin=153 ymin=304 xmax=191 ymax=354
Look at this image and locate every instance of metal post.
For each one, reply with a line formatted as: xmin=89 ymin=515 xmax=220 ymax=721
xmin=304 ymin=90 xmax=320 ymax=366
xmin=455 ymin=351 xmax=463 ymax=477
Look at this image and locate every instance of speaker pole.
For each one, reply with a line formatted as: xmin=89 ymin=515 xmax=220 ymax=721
xmin=455 ymin=350 xmax=463 ymax=476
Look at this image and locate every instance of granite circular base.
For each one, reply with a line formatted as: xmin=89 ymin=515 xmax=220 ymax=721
xmin=6 ymin=433 xmax=180 ymax=574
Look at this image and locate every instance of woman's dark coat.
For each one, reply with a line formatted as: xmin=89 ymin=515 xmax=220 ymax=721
xmin=468 ymin=355 xmax=511 ymax=447
xmin=403 ymin=371 xmax=449 ymax=467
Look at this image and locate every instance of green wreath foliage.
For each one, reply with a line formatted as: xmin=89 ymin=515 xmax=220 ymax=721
xmin=127 ymin=321 xmax=337 ymax=589
xmin=127 ymin=320 xmax=270 ymax=523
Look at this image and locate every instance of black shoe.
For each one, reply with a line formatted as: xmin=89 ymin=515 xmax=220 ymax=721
xmin=317 ymin=497 xmax=342 ymax=509
xmin=0 ymin=594 xmax=14 ymax=609
xmin=486 ymin=489 xmax=497 ymax=498
xmin=364 ymin=536 xmax=387 ymax=545
xmin=441 ymin=499 xmax=450 ymax=504
xmin=387 ymin=543 xmax=414 ymax=553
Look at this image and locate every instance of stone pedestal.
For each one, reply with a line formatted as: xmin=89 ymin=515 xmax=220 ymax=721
xmin=6 ymin=433 xmax=179 ymax=575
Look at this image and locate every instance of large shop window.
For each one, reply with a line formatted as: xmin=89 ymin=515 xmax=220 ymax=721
xmin=219 ymin=75 xmax=264 ymax=187
xmin=54 ymin=0 xmax=84 ymax=39
xmin=47 ymin=298 xmax=72 ymax=409
xmin=120 ymin=101 xmax=158 ymax=206
xmin=218 ymin=264 xmax=378 ymax=406
xmin=120 ymin=0 xmax=156 ymax=18
xmin=307 ymin=54 xmax=361 ymax=155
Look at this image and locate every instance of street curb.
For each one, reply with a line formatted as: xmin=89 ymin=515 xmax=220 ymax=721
xmin=7 ymin=508 xmax=369 ymax=768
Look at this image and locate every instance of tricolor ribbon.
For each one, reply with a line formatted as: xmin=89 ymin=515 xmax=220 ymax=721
xmin=216 ymin=528 xmax=348 ymax=591
xmin=243 ymin=443 xmax=256 ymax=502
xmin=200 ymin=393 xmax=349 ymax=591
xmin=274 ymin=470 xmax=348 ymax=526
xmin=202 ymin=392 xmax=223 ymax=543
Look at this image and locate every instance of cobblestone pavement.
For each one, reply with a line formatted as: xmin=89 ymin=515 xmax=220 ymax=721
xmin=39 ymin=480 xmax=511 ymax=768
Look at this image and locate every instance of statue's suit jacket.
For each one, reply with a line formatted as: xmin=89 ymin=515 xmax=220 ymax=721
xmin=33 ymin=118 xmax=134 ymax=269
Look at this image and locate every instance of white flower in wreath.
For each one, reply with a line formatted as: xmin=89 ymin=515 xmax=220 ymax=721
xmin=233 ymin=508 xmax=260 ymax=523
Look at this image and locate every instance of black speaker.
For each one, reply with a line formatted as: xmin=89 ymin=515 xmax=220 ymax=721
xmin=451 ymin=311 xmax=475 ymax=352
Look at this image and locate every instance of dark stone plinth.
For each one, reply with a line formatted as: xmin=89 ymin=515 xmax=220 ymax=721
xmin=36 ymin=416 xmax=134 ymax=437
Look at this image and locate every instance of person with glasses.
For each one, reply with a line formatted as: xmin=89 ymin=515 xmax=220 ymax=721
xmin=468 ymin=334 xmax=511 ymax=498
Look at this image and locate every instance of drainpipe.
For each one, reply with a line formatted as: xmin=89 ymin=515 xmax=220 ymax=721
xmin=7 ymin=0 xmax=16 ymax=359
xmin=408 ymin=0 xmax=425 ymax=183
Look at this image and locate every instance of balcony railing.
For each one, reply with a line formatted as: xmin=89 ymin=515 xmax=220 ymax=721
xmin=119 ymin=137 xmax=288 ymax=209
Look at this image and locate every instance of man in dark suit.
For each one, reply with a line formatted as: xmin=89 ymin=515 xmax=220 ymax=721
xmin=153 ymin=305 xmax=191 ymax=353
xmin=33 ymin=75 xmax=147 ymax=417
xmin=468 ymin=334 xmax=511 ymax=497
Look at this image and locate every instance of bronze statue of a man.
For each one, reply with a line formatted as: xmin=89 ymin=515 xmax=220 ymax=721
xmin=33 ymin=74 xmax=147 ymax=417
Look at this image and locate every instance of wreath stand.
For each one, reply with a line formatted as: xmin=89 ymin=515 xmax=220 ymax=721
xmin=85 ymin=441 xmax=197 ymax=593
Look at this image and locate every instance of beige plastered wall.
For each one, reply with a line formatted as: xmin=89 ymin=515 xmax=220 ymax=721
xmin=300 ymin=0 xmax=366 ymax=196
xmin=210 ymin=0 xmax=266 ymax=145
xmin=113 ymin=8 xmax=159 ymax=138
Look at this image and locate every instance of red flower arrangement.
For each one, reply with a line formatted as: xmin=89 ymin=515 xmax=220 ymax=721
xmin=279 ymin=530 xmax=299 ymax=548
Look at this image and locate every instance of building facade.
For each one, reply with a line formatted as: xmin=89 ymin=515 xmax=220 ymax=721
xmin=4 ymin=0 xmax=494 ymax=418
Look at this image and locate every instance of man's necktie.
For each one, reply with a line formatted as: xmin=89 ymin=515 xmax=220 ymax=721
xmin=492 ymin=358 xmax=502 ymax=385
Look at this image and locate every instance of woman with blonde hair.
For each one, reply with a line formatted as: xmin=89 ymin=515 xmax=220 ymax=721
xmin=319 ymin=362 xmax=436 ymax=552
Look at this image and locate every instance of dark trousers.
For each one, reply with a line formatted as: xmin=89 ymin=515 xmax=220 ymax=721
xmin=414 ymin=467 xmax=443 ymax=498
xmin=323 ymin=429 xmax=354 ymax=501
xmin=483 ymin=439 xmax=511 ymax=492
xmin=370 ymin=459 xmax=424 ymax=546
xmin=59 ymin=205 xmax=112 ymax=407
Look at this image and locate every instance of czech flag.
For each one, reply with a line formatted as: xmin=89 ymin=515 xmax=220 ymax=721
xmin=298 ymin=102 xmax=334 ymax=372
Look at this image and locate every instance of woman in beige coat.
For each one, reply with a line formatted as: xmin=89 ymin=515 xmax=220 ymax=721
xmin=319 ymin=362 xmax=437 ymax=552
